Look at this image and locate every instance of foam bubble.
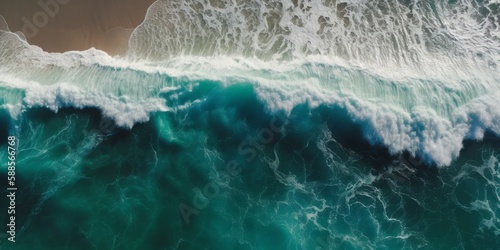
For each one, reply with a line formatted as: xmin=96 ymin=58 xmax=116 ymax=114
xmin=1 ymin=1 xmax=500 ymax=166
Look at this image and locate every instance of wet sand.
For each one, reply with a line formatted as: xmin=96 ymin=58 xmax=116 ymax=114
xmin=0 ymin=0 xmax=156 ymax=55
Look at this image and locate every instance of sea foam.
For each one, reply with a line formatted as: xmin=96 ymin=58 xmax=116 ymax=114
xmin=1 ymin=0 xmax=500 ymax=166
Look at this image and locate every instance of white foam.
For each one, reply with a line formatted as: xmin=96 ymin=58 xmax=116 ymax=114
xmin=247 ymin=61 xmax=500 ymax=166
xmin=24 ymin=83 xmax=168 ymax=128
xmin=1 ymin=49 xmax=500 ymax=166
xmin=1 ymin=1 xmax=500 ymax=166
xmin=0 ymin=75 xmax=168 ymax=129
xmin=128 ymin=0 xmax=499 ymax=81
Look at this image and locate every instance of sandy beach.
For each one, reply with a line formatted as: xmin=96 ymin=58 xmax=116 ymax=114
xmin=0 ymin=0 xmax=156 ymax=55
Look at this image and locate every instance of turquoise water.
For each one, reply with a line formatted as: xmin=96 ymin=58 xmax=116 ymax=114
xmin=1 ymin=88 xmax=500 ymax=249
xmin=1 ymin=0 xmax=500 ymax=249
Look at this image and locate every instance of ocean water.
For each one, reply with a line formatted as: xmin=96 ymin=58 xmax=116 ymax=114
xmin=1 ymin=0 xmax=500 ymax=249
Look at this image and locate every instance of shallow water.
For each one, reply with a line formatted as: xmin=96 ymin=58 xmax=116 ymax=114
xmin=1 ymin=0 xmax=500 ymax=249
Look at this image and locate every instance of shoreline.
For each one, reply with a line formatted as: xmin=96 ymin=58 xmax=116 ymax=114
xmin=0 ymin=0 xmax=156 ymax=56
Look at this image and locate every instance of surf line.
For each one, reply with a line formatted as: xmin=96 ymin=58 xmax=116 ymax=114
xmin=179 ymin=112 xmax=288 ymax=225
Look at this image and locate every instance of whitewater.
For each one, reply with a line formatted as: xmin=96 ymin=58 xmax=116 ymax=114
xmin=1 ymin=0 xmax=499 ymax=166
xmin=2 ymin=0 xmax=500 ymax=249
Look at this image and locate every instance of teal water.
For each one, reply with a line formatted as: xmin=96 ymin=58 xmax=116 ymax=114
xmin=0 ymin=82 xmax=500 ymax=249
xmin=1 ymin=0 xmax=500 ymax=249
